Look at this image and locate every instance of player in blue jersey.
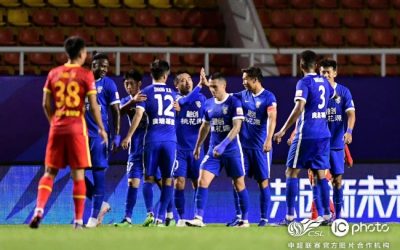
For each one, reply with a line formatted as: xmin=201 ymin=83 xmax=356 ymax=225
xmin=320 ymin=58 xmax=356 ymax=219
xmin=273 ymin=50 xmax=335 ymax=224
xmin=85 ymin=52 xmax=121 ymax=228
xmin=186 ymin=72 xmax=250 ymax=228
xmin=170 ymin=69 xmax=207 ymax=226
xmin=227 ymin=67 xmax=277 ymax=227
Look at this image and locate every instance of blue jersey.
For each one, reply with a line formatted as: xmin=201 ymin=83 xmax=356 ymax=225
xmin=136 ymin=83 xmax=177 ymax=144
xmin=235 ymin=89 xmax=277 ymax=149
xmin=294 ymin=73 xmax=334 ymax=140
xmin=85 ymin=76 xmax=120 ymax=137
xmin=327 ymin=83 xmax=355 ymax=149
xmin=121 ymin=95 xmax=147 ymax=157
xmin=176 ymin=92 xmax=206 ymax=151
xmin=203 ymin=95 xmax=244 ymax=155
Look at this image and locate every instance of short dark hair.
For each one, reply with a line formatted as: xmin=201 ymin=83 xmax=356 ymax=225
xmin=210 ymin=72 xmax=226 ymax=82
xmin=174 ymin=71 xmax=190 ymax=84
xmin=319 ymin=58 xmax=337 ymax=71
xmin=150 ymin=59 xmax=170 ymax=80
xmin=64 ymin=36 xmax=85 ymax=60
xmin=241 ymin=66 xmax=263 ymax=83
xmin=92 ymin=51 xmax=109 ymax=62
xmin=300 ymin=50 xmax=317 ymax=70
xmin=124 ymin=69 xmax=142 ymax=82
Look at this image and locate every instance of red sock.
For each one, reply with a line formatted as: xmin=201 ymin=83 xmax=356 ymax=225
xmin=73 ymin=180 xmax=86 ymax=221
xmin=36 ymin=176 xmax=54 ymax=212
xmin=311 ymin=201 xmax=318 ymax=220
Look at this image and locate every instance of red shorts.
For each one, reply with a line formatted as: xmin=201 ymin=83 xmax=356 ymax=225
xmin=45 ymin=130 xmax=92 ymax=169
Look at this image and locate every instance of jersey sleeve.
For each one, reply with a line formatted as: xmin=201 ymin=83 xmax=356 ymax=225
xmin=43 ymin=71 xmax=53 ymax=94
xmin=202 ymin=100 xmax=210 ymax=123
xmin=120 ymin=95 xmax=132 ymax=106
xmin=266 ymin=92 xmax=277 ymax=112
xmin=344 ymin=88 xmax=355 ymax=112
xmin=107 ymin=79 xmax=121 ymax=106
xmin=294 ymin=79 xmax=308 ymax=103
xmin=177 ymin=85 xmax=201 ymax=106
xmin=136 ymin=87 xmax=148 ymax=111
xmin=231 ymin=96 xmax=244 ymax=120
xmin=84 ymin=71 xmax=96 ymax=96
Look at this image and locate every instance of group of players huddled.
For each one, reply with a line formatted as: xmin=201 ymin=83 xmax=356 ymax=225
xmin=29 ymin=36 xmax=355 ymax=229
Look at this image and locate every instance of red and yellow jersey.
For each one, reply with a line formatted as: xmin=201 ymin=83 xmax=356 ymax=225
xmin=44 ymin=64 xmax=96 ymax=135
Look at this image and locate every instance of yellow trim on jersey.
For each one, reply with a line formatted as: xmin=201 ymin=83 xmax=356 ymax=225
xmin=86 ymin=90 xmax=97 ymax=96
xmin=73 ymin=195 xmax=86 ymax=199
xmin=64 ymin=63 xmax=80 ymax=67
xmin=38 ymin=185 xmax=52 ymax=192
xmin=43 ymin=87 xmax=52 ymax=93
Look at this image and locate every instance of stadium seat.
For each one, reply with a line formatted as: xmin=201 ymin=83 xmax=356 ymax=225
xmin=343 ymin=11 xmax=366 ymax=28
xmin=320 ymin=30 xmax=344 ymax=47
xmin=295 ymin=29 xmax=318 ymax=47
xmin=84 ymin=9 xmax=106 ymax=27
xmin=183 ymin=54 xmax=204 ymax=66
xmin=367 ymin=0 xmax=389 ymax=8
xmin=393 ymin=0 xmax=400 ymax=9
xmin=369 ymin=11 xmax=392 ymax=28
xmin=3 ymin=53 xmax=21 ymax=65
xmin=0 ymin=9 xmax=5 ymax=26
xmin=196 ymin=29 xmax=221 ymax=47
xmin=396 ymin=14 xmax=400 ymax=27
xmin=55 ymin=53 xmax=68 ymax=65
xmin=145 ymin=29 xmax=169 ymax=46
xmin=270 ymin=11 xmax=293 ymax=28
xmin=48 ymin=0 xmax=71 ymax=7
xmin=95 ymin=29 xmax=119 ymax=46
xmin=171 ymin=29 xmax=194 ymax=46
xmin=99 ymin=0 xmax=121 ymax=8
xmin=123 ymin=0 xmax=146 ymax=8
xmin=257 ymin=10 xmax=272 ymax=28
xmin=349 ymin=55 xmax=373 ymax=65
xmin=0 ymin=66 xmax=14 ymax=75
xmin=70 ymin=28 xmax=94 ymax=45
xmin=32 ymin=10 xmax=56 ymax=26
xmin=201 ymin=11 xmax=224 ymax=28
xmin=265 ymin=0 xmax=289 ymax=8
xmin=169 ymin=54 xmax=182 ymax=66
xmin=23 ymin=0 xmax=46 ymax=7
xmin=319 ymin=12 xmax=341 ymax=28
xmin=59 ymin=9 xmax=81 ymax=26
xmin=267 ymin=29 xmax=293 ymax=47
xmin=7 ymin=9 xmax=30 ymax=26
xmin=149 ymin=0 xmax=172 ymax=8
xmin=0 ymin=0 xmax=20 ymax=7
xmin=195 ymin=0 xmax=218 ymax=8
xmin=73 ymin=0 xmax=96 ymax=7
xmin=159 ymin=10 xmax=184 ymax=27
xmin=352 ymin=66 xmax=376 ymax=76
xmin=18 ymin=29 xmax=41 ymax=45
xmin=120 ymin=29 xmax=144 ymax=46
xmin=273 ymin=54 xmax=291 ymax=65
xmin=386 ymin=66 xmax=400 ymax=76
xmin=0 ymin=28 xmax=16 ymax=46
xmin=107 ymin=53 xmax=130 ymax=66
xmin=209 ymin=54 xmax=234 ymax=66
xmin=341 ymin=0 xmax=364 ymax=8
xmin=109 ymin=10 xmax=132 ymax=27
xmin=43 ymin=29 xmax=65 ymax=46
xmin=174 ymin=0 xmax=196 ymax=8
xmin=293 ymin=11 xmax=315 ymax=28
xmin=132 ymin=53 xmax=154 ymax=65
xmin=346 ymin=29 xmax=370 ymax=46
xmin=337 ymin=55 xmax=348 ymax=65
xmin=315 ymin=0 xmax=337 ymax=8
xmin=290 ymin=0 xmax=313 ymax=8
xmin=374 ymin=55 xmax=398 ymax=65
xmin=28 ymin=53 xmax=53 ymax=65
xmin=371 ymin=29 xmax=395 ymax=47
xmin=276 ymin=66 xmax=292 ymax=76
xmin=135 ymin=9 xmax=157 ymax=27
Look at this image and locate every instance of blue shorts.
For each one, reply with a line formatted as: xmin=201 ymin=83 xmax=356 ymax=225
xmin=243 ymin=148 xmax=272 ymax=181
xmin=200 ymin=151 xmax=245 ymax=178
xmin=174 ymin=149 xmax=203 ymax=180
xmin=89 ymin=137 xmax=108 ymax=168
xmin=286 ymin=138 xmax=330 ymax=170
xmin=143 ymin=142 xmax=177 ymax=178
xmin=127 ymin=154 xmax=161 ymax=180
xmin=330 ymin=149 xmax=345 ymax=175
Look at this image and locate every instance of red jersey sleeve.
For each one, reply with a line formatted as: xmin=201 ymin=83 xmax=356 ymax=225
xmin=43 ymin=70 xmax=54 ymax=94
xmin=84 ymin=70 xmax=96 ymax=96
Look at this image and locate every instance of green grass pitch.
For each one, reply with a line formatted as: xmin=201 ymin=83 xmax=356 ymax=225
xmin=0 ymin=224 xmax=399 ymax=250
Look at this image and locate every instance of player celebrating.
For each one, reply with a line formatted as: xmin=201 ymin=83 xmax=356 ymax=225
xmin=29 ymin=36 xmax=107 ymax=229
xmin=186 ymin=72 xmax=249 ymax=228
xmin=273 ymin=50 xmax=335 ymax=224
xmin=85 ymin=52 xmax=121 ymax=228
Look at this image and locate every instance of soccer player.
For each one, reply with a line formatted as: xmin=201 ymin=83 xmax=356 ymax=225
xmin=171 ymin=69 xmax=207 ymax=226
xmin=85 ymin=52 xmax=121 ymax=228
xmin=29 ymin=36 xmax=107 ymax=229
xmin=228 ymin=67 xmax=277 ymax=227
xmin=273 ymin=50 xmax=335 ymax=224
xmin=186 ymin=72 xmax=250 ymax=228
xmin=320 ymin=58 xmax=356 ymax=219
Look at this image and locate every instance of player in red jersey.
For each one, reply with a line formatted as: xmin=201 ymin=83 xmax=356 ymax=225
xmin=29 ymin=36 xmax=108 ymax=229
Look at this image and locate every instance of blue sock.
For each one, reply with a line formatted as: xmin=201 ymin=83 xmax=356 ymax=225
xmin=312 ymin=184 xmax=324 ymax=217
xmin=174 ymin=189 xmax=185 ymax=219
xmin=143 ymin=182 xmax=154 ymax=214
xmin=85 ymin=176 xmax=94 ymax=200
xmin=195 ymin=187 xmax=208 ymax=218
xmin=91 ymin=168 xmax=105 ymax=219
xmin=157 ymin=185 xmax=173 ymax=221
xmin=333 ymin=186 xmax=343 ymax=219
xmin=286 ymin=177 xmax=299 ymax=217
xmin=124 ymin=185 xmax=138 ymax=219
xmin=260 ymin=186 xmax=271 ymax=220
xmin=317 ymin=178 xmax=331 ymax=216
xmin=237 ymin=189 xmax=249 ymax=221
xmin=167 ymin=188 xmax=174 ymax=213
xmin=232 ymin=188 xmax=241 ymax=217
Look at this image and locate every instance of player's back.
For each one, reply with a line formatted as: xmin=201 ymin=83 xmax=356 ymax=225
xmin=44 ymin=64 xmax=95 ymax=135
xmin=137 ymin=83 xmax=177 ymax=144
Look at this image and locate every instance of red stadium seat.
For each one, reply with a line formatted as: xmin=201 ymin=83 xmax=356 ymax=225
xmin=120 ymin=29 xmax=144 ymax=46
xmin=369 ymin=11 xmax=392 ymax=28
xmin=346 ymin=29 xmax=370 ymax=46
xmin=171 ymin=29 xmax=194 ymax=46
xmin=367 ymin=0 xmax=389 ymax=8
xmin=396 ymin=14 xmax=400 ymax=27
xmin=273 ymin=54 xmax=291 ymax=65
xmin=196 ymin=29 xmax=221 ymax=47
xmin=393 ymin=0 xmax=400 ymax=9
xmin=159 ymin=10 xmax=184 ymax=27
xmin=319 ymin=12 xmax=341 ymax=28
xmin=270 ymin=11 xmax=293 ymax=28
xmin=109 ymin=10 xmax=133 ymax=27
xmin=18 ymin=28 xmax=41 ymax=45
xmin=169 ymin=54 xmax=182 ymax=66
xmin=293 ymin=11 xmax=315 ymax=28
xmin=0 ymin=28 xmax=16 ymax=45
xmin=145 ymin=29 xmax=169 ymax=46
xmin=295 ymin=29 xmax=318 ymax=47
xmin=371 ymin=29 xmax=395 ymax=47
xmin=201 ymin=11 xmax=224 ymax=28
xmin=320 ymin=30 xmax=344 ymax=47
xmin=343 ymin=11 xmax=366 ymax=28
xmin=28 ymin=53 xmax=53 ymax=65
xmin=32 ymin=10 xmax=55 ymax=26
xmin=84 ymin=9 xmax=106 ymax=27
xmin=341 ymin=0 xmax=364 ymax=8
xmin=267 ymin=29 xmax=293 ymax=47
xmin=95 ymin=29 xmax=118 ymax=46
xmin=209 ymin=54 xmax=234 ymax=66
xmin=352 ymin=66 xmax=376 ymax=76
xmin=132 ymin=53 xmax=154 ymax=65
xmin=107 ymin=53 xmax=130 ymax=66
xmin=349 ymin=55 xmax=373 ymax=65
xmin=290 ymin=0 xmax=313 ymax=8
xmin=59 ymin=9 xmax=81 ymax=26
xmin=183 ymin=10 xmax=202 ymax=27
xmin=135 ymin=9 xmax=157 ymax=27
xmin=386 ymin=66 xmax=400 ymax=76
xmin=277 ymin=66 xmax=292 ymax=76
xmin=55 ymin=53 xmax=68 ymax=65
xmin=374 ymin=55 xmax=398 ymax=65
xmin=257 ymin=9 xmax=272 ymax=28
xmin=43 ymin=29 xmax=65 ymax=46
xmin=265 ymin=0 xmax=289 ymax=8
xmin=183 ymin=54 xmax=204 ymax=66
xmin=337 ymin=55 xmax=348 ymax=65
xmin=315 ymin=0 xmax=337 ymax=8
xmin=3 ymin=53 xmax=20 ymax=65
xmin=70 ymin=28 xmax=94 ymax=45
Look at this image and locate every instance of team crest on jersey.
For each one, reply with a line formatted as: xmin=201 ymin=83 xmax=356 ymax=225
xmin=195 ymin=101 xmax=202 ymax=108
xmin=335 ymin=96 xmax=341 ymax=104
xmin=256 ymin=101 xmax=261 ymax=108
xmin=97 ymin=86 xmax=103 ymax=93
xmin=222 ymin=105 xmax=228 ymax=114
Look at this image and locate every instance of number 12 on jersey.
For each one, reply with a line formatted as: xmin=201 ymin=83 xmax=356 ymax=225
xmin=154 ymin=94 xmax=174 ymax=117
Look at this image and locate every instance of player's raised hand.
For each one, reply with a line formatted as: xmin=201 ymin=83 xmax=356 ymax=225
xmin=198 ymin=67 xmax=209 ymax=87
xmin=174 ymin=101 xmax=181 ymax=112
xmin=263 ymin=140 xmax=272 ymax=152
xmin=121 ymin=136 xmax=131 ymax=150
xmin=193 ymin=146 xmax=201 ymax=160
xmin=98 ymin=129 xmax=108 ymax=145
xmin=273 ymin=130 xmax=285 ymax=144
xmin=132 ymin=91 xmax=147 ymax=103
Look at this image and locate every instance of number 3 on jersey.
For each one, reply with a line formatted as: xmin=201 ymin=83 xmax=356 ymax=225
xmin=55 ymin=80 xmax=81 ymax=108
xmin=154 ymin=94 xmax=174 ymax=117
xmin=318 ymin=85 xmax=326 ymax=109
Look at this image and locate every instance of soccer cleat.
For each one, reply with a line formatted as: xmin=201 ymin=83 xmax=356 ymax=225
xmin=29 ymin=212 xmax=43 ymax=229
xmin=278 ymin=218 xmax=294 ymax=226
xmin=257 ymin=219 xmax=269 ymax=227
xmin=176 ymin=219 xmax=186 ymax=227
xmin=165 ymin=217 xmax=176 ymax=227
xmin=97 ymin=202 xmax=111 ymax=225
xmin=114 ymin=218 xmax=132 ymax=227
xmin=320 ymin=215 xmax=334 ymax=226
xmin=73 ymin=223 xmax=85 ymax=229
xmin=142 ymin=213 xmax=155 ymax=227
xmin=86 ymin=217 xmax=99 ymax=228
xmin=234 ymin=220 xmax=250 ymax=228
xmin=226 ymin=217 xmax=241 ymax=227
xmin=185 ymin=218 xmax=206 ymax=227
